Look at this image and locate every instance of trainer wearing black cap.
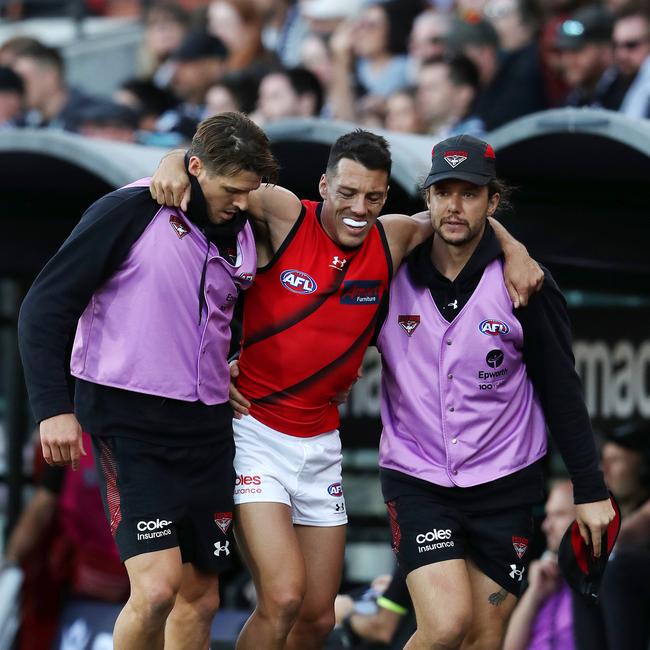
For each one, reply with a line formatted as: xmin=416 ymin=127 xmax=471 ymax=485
xmin=377 ymin=134 xmax=615 ymax=650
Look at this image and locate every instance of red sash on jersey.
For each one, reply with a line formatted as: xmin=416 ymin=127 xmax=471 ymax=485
xmin=237 ymin=200 xmax=391 ymax=437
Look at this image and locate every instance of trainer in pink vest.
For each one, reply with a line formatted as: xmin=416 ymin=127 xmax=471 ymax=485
xmin=377 ymin=259 xmax=547 ymax=487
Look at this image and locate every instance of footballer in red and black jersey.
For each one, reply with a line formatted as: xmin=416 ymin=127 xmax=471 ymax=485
xmin=237 ymin=200 xmax=391 ymax=437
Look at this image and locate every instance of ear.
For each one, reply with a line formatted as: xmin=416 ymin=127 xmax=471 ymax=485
xmin=188 ymin=155 xmax=201 ymax=178
xmin=487 ymin=191 xmax=500 ymax=216
xmin=318 ymin=173 xmax=328 ymax=200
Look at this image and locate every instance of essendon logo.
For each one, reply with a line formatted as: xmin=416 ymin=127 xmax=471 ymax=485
xmin=398 ymin=314 xmax=420 ymax=337
xmin=214 ymin=512 xmax=232 ymax=535
xmin=512 ymin=536 xmax=529 ymax=559
xmin=170 ymin=214 xmax=191 ymax=239
xmin=479 ymin=319 xmax=510 ymax=336
xmin=340 ymin=280 xmax=380 ymax=305
xmin=443 ymin=150 xmax=468 ymax=168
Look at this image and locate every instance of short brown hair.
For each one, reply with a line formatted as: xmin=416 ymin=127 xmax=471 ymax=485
xmin=189 ymin=112 xmax=279 ymax=183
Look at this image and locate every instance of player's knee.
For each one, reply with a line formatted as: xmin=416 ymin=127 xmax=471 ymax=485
xmin=295 ymin=609 xmax=336 ymax=641
xmin=418 ymin=610 xmax=471 ymax=650
xmin=187 ymin=585 xmax=221 ymax=621
xmin=262 ymin=586 xmax=304 ymax=623
xmin=131 ymin=581 xmax=179 ymax=622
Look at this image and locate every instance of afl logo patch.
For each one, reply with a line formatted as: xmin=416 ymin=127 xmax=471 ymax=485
xmin=280 ymin=269 xmax=317 ymax=294
xmin=328 ymin=482 xmax=343 ymax=497
xmin=479 ymin=319 xmax=510 ymax=336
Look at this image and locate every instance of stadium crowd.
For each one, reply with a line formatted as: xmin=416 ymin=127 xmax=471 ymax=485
xmin=0 ymin=0 xmax=649 ymax=144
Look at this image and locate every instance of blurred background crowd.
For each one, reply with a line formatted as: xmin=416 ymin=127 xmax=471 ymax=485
xmin=0 ymin=0 xmax=648 ymax=146
xmin=0 ymin=1 xmax=649 ymax=649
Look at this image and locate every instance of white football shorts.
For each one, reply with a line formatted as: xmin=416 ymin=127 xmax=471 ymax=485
xmin=233 ymin=414 xmax=347 ymax=526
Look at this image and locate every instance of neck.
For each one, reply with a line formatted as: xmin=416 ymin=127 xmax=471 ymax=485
xmin=430 ymin=224 xmax=485 ymax=281
xmin=319 ymin=200 xmax=337 ymax=242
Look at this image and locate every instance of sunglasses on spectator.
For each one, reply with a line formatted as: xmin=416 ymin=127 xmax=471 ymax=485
xmin=613 ymin=38 xmax=649 ymax=50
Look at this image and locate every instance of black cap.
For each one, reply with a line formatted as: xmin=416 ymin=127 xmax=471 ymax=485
xmin=171 ymin=30 xmax=228 ymax=62
xmin=447 ymin=18 xmax=499 ymax=49
xmin=558 ymin=493 xmax=621 ymax=604
xmin=0 ymin=66 xmax=24 ymax=93
xmin=423 ymin=134 xmax=497 ymax=189
xmin=555 ymin=5 xmax=613 ymax=51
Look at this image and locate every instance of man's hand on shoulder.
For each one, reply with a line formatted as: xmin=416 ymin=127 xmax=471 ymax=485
xmin=40 ymin=413 xmax=85 ymax=471
xmin=150 ymin=149 xmax=190 ymax=212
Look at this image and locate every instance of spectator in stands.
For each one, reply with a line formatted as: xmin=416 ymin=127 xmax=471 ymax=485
xmin=114 ymin=78 xmax=178 ymax=132
xmin=613 ymin=5 xmax=650 ymax=118
xmin=407 ymin=9 xmax=452 ymax=82
xmin=253 ymin=0 xmax=309 ymax=67
xmin=329 ymin=1 xmax=412 ymax=121
xmin=334 ymin=565 xmax=414 ymax=647
xmin=11 ymin=40 xmax=110 ymax=132
xmin=2 ymin=432 xmax=129 ymax=650
xmin=0 ymin=35 xmax=42 ymax=67
xmin=75 ymin=102 xmax=139 ymax=143
xmin=300 ymin=33 xmax=336 ymax=116
xmin=555 ymin=4 xmax=630 ymax=109
xmin=207 ymin=0 xmax=277 ymax=72
xmin=300 ymin=0 xmax=365 ymax=37
xmin=205 ymin=73 xmax=259 ymax=116
xmin=253 ymin=66 xmax=323 ymax=125
xmin=155 ymin=30 xmax=229 ymax=143
xmin=139 ymin=2 xmax=191 ymax=87
xmin=415 ymin=54 xmax=486 ymax=138
xmin=447 ymin=17 xmax=548 ymax=129
xmin=385 ymin=88 xmax=423 ymax=133
xmin=503 ymin=480 xmax=577 ymax=650
xmin=0 ymin=66 xmax=24 ymax=128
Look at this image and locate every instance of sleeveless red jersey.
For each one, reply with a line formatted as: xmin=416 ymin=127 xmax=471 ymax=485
xmin=237 ymin=200 xmax=392 ymax=437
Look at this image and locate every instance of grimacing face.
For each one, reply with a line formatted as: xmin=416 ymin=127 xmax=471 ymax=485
xmin=318 ymin=158 xmax=389 ymax=249
xmin=188 ymin=155 xmax=261 ymax=225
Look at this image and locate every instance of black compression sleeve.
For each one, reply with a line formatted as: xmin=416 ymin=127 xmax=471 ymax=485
xmin=18 ymin=187 xmax=159 ymax=423
xmin=517 ymin=270 xmax=608 ymax=504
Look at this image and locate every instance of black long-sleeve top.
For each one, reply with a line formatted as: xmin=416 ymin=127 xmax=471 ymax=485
xmin=18 ymin=179 xmax=244 ymax=445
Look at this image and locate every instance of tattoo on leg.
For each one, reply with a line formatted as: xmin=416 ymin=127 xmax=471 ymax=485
xmin=488 ymin=588 xmax=508 ymax=606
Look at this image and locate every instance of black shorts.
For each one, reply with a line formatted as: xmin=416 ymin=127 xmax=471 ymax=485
xmin=92 ymin=432 xmax=236 ymax=573
xmin=385 ymin=482 xmax=534 ymax=596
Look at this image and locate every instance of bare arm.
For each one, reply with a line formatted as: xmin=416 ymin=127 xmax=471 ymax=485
xmin=149 ymin=150 xmax=302 ymax=246
xmin=379 ymin=210 xmax=431 ymax=270
xmin=329 ymin=20 xmax=358 ymax=122
xmin=4 ymin=487 xmax=58 ymax=564
xmin=489 ymin=217 xmax=544 ymax=308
